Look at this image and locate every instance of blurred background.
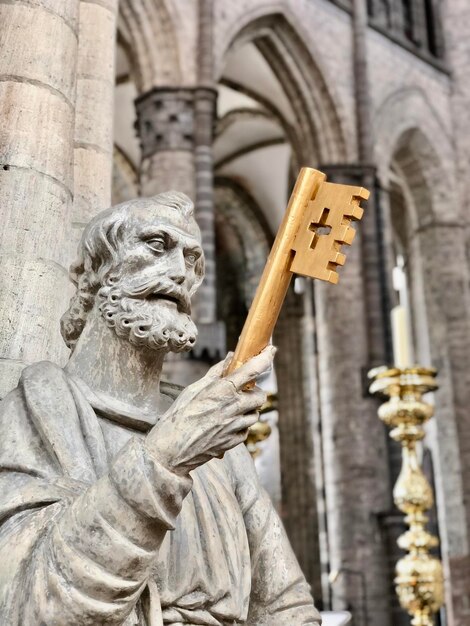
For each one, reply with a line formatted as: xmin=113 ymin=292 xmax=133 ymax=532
xmin=1 ymin=0 xmax=469 ymax=624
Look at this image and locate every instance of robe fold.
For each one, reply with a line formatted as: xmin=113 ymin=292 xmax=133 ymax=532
xmin=0 ymin=361 xmax=321 ymax=626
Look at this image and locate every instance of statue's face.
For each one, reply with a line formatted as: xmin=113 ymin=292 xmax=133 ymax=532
xmin=98 ymin=206 xmax=203 ymax=352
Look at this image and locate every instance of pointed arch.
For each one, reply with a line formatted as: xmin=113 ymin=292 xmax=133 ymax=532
xmin=119 ymin=0 xmax=182 ymax=92
xmin=214 ymin=177 xmax=271 ymax=310
xmin=375 ymin=87 xmax=457 ymax=219
xmin=217 ymin=10 xmax=348 ymax=165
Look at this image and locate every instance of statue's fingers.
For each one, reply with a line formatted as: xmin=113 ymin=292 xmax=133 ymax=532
xmin=225 ymin=413 xmax=259 ymax=434
xmin=206 ymin=351 xmax=234 ymax=379
xmin=225 ymin=345 xmax=276 ymax=390
xmin=237 ymin=387 xmax=267 ymax=414
xmin=218 ymin=427 xmax=252 ymax=451
xmin=232 ymin=430 xmax=250 ymax=446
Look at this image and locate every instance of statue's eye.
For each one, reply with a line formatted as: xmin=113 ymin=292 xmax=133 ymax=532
xmin=146 ymin=238 xmax=165 ymax=253
xmin=185 ymin=253 xmax=197 ymax=267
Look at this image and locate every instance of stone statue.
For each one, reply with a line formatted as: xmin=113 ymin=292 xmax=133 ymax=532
xmin=0 ymin=192 xmax=321 ymax=626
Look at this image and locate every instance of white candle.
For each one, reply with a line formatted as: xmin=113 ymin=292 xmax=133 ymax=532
xmin=391 ymin=305 xmax=413 ymax=368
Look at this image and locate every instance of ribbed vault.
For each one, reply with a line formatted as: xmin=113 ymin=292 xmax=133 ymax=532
xmin=119 ymin=0 xmax=181 ymax=92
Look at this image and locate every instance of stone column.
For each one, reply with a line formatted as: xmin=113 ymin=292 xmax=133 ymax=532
xmin=191 ymin=0 xmax=226 ymax=360
xmin=441 ymin=0 xmax=470 ymax=618
xmin=352 ymin=0 xmax=393 ymax=367
xmin=274 ymin=287 xmax=323 ymax=606
xmin=193 ymin=0 xmax=217 ymax=324
xmin=135 ymin=86 xmax=224 ymax=382
xmin=135 ymin=88 xmax=196 ymax=199
xmin=71 ymin=0 xmax=119 ymax=256
xmin=315 ymin=240 xmax=392 ymax=625
xmin=316 ymin=166 xmax=392 ymax=624
xmin=412 ymin=221 xmax=470 ymax=625
xmin=352 ymin=0 xmax=374 ymax=166
xmin=193 ymin=85 xmax=217 ymax=322
xmin=135 ymin=0 xmax=224 ymax=367
xmin=0 ymin=0 xmax=80 ymax=396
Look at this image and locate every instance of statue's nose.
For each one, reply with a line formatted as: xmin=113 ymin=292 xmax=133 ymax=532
xmin=171 ymin=273 xmax=185 ymax=285
xmin=168 ymin=248 xmax=186 ymax=285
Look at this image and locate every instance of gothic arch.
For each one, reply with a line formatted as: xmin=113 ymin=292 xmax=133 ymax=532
xmin=392 ymin=128 xmax=448 ymax=227
xmin=375 ymin=87 xmax=456 ymax=218
xmin=384 ymin=123 xmax=459 ymax=363
xmin=217 ymin=9 xmax=348 ymax=164
xmin=214 ymin=178 xmax=271 ymax=314
xmin=119 ymin=0 xmax=181 ymax=93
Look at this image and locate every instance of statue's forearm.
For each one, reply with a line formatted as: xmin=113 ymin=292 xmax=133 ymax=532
xmin=19 ymin=437 xmax=192 ymax=625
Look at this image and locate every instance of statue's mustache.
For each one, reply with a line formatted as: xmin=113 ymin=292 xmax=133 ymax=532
xmin=119 ymin=276 xmax=191 ymax=315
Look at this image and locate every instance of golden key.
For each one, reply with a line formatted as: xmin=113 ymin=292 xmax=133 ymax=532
xmin=226 ymin=166 xmax=369 ymax=375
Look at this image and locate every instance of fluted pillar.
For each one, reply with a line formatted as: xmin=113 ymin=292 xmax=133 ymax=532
xmin=71 ymin=0 xmax=119 ymax=256
xmin=0 ymin=0 xmax=80 ymax=396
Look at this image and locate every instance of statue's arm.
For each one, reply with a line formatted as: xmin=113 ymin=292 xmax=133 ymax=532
xmin=31 ymin=437 xmax=192 ymax=624
xmin=1 ymin=351 xmax=272 ymax=625
xmin=227 ymin=445 xmax=322 ymax=626
xmin=0 ymin=418 xmax=192 ymax=625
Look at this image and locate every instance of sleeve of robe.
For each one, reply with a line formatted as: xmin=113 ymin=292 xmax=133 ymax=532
xmin=226 ymin=444 xmax=322 ymax=626
xmin=0 ymin=362 xmax=192 ymax=626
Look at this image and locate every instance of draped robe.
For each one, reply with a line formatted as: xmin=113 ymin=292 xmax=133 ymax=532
xmin=0 ymin=361 xmax=321 ymax=626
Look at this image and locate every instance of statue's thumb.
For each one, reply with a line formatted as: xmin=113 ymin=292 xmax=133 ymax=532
xmin=207 ymin=352 xmax=234 ymax=378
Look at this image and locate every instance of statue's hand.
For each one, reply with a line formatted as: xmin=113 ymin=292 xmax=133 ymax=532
xmin=146 ymin=345 xmax=275 ymax=475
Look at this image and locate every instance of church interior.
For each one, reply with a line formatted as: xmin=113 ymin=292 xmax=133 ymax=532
xmin=1 ymin=0 xmax=470 ymax=624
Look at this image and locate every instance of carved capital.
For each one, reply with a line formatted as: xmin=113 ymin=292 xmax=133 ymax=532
xmin=135 ymin=88 xmax=195 ymax=158
xmin=135 ymin=87 xmax=218 ymax=159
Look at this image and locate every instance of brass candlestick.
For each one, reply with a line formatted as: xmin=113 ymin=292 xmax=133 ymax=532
xmin=245 ymin=393 xmax=277 ymax=458
xmin=369 ymin=366 xmax=444 ymax=626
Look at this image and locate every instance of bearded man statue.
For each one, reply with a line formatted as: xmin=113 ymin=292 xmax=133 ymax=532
xmin=0 ymin=192 xmax=321 ymax=626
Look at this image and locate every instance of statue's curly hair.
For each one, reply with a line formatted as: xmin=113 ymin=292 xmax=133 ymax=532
xmin=60 ymin=192 xmax=204 ymax=350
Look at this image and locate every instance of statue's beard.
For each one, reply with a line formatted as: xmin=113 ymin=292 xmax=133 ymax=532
xmin=97 ymin=280 xmax=197 ymax=353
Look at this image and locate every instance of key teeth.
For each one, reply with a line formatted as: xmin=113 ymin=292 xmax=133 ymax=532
xmin=355 ymin=188 xmax=370 ymax=201
xmin=339 ymin=227 xmax=356 ymax=246
xmin=348 ymin=204 xmax=364 ymax=221
xmin=334 ymin=251 xmax=346 ymax=266
xmin=328 ymin=270 xmax=339 ymax=285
